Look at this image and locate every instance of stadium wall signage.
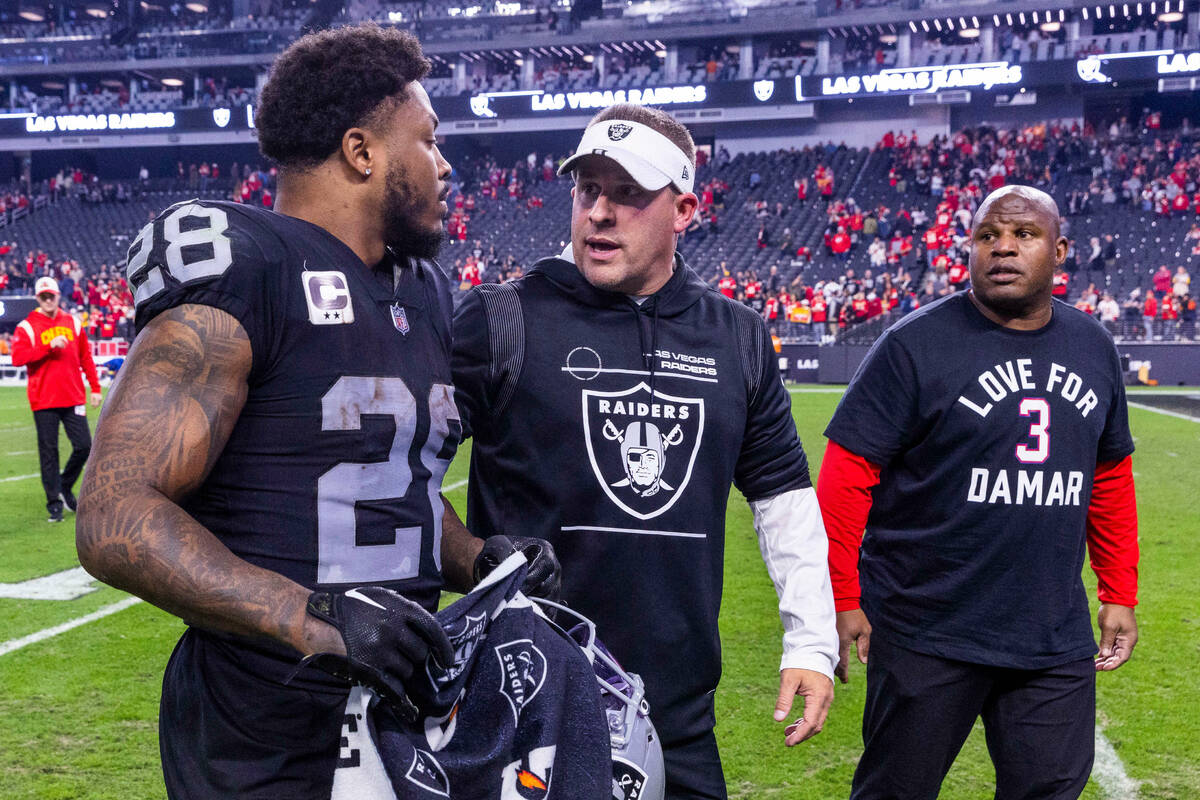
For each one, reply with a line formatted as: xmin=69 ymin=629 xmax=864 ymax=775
xmin=1157 ymin=51 xmax=1200 ymax=74
xmin=469 ymin=85 xmax=707 ymax=118
xmin=24 ymin=111 xmax=176 ymax=133
xmin=819 ymin=62 xmax=1023 ymax=96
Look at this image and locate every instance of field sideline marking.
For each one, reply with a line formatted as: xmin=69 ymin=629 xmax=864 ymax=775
xmin=1127 ymin=401 xmax=1200 ymax=423
xmin=1095 ymin=728 xmax=1140 ymax=798
xmin=0 ymin=472 xmax=39 ymax=483
xmin=0 ymin=597 xmax=141 ymax=658
xmin=443 ymin=478 xmax=468 ymax=492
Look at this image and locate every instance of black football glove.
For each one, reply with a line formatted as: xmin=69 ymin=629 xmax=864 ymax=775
xmin=304 ymin=586 xmax=454 ymax=718
xmin=473 ymin=534 xmax=562 ymax=601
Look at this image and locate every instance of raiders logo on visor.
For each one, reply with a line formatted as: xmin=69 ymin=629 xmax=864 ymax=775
xmin=607 ymin=123 xmax=633 ymax=141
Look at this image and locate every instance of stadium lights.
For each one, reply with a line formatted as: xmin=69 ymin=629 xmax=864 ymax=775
xmin=946 ymin=17 xmax=954 ymax=28
xmin=583 ymin=53 xmax=594 ymax=62
xmin=1006 ymin=13 xmax=1013 ymax=24
xmin=972 ymin=16 xmax=979 ymax=27
xmin=993 ymin=13 xmax=1000 ymax=25
xmin=1159 ymin=9 xmax=1184 ymax=19
xmin=184 ymin=0 xmax=208 ymax=11
xmin=41 ymin=80 xmax=65 ymax=90
xmin=86 ymin=2 xmax=110 ymax=18
xmin=1018 ymin=11 xmax=1026 ymax=24
xmin=1041 ymin=21 xmax=1061 ymax=31
xmin=959 ymin=27 xmax=980 ymax=38
xmin=1123 ymin=4 xmax=1129 ymax=16
xmin=1032 ymin=11 xmax=1039 ymax=22
xmin=921 ymin=19 xmax=929 ymax=31
xmin=909 ymin=20 xmax=917 ymax=31
xmin=1059 ymin=9 xmax=1065 ymax=20
xmin=1109 ymin=5 xmax=1116 ymax=17
xmin=655 ymin=49 xmax=667 ymax=57
xmin=161 ymin=77 xmax=184 ymax=86
xmin=933 ymin=18 xmax=942 ymax=30
xmin=18 ymin=4 xmax=45 ymax=21
xmin=1136 ymin=3 xmax=1142 ymax=14
xmin=959 ymin=16 xmax=967 ymax=27
xmin=1150 ymin=1 xmax=1155 ymax=12
xmin=880 ymin=33 xmax=897 ymax=44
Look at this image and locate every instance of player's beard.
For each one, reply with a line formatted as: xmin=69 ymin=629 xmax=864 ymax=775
xmin=383 ymin=162 xmax=445 ymax=261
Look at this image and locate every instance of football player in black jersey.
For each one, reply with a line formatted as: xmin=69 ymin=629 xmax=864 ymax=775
xmin=76 ymin=24 xmax=557 ymax=798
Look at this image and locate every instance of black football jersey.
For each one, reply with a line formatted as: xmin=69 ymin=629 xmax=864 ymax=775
xmin=127 ymin=200 xmax=459 ymax=614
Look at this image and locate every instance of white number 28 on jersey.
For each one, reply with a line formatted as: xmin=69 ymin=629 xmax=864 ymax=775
xmin=126 ymin=203 xmax=234 ymax=306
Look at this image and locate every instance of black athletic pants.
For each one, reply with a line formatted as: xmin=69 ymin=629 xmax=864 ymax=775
xmin=665 ymin=728 xmax=727 ymax=800
xmin=851 ymin=635 xmax=1095 ymax=800
xmin=33 ymin=406 xmax=91 ymax=513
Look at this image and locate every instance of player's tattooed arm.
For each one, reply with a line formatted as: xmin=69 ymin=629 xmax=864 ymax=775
xmin=440 ymin=497 xmax=483 ymax=594
xmin=76 ymin=304 xmax=344 ymax=658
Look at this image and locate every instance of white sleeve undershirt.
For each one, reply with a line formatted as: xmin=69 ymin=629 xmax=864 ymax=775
xmin=750 ymin=486 xmax=838 ymax=679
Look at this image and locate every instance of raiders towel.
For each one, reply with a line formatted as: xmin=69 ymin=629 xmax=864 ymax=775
xmin=331 ymin=553 xmax=611 ymax=799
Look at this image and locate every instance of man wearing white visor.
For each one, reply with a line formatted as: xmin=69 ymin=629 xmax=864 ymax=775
xmin=450 ymin=104 xmax=837 ymax=799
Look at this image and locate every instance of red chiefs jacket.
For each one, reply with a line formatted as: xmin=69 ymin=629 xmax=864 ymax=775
xmin=11 ymin=308 xmax=100 ymax=410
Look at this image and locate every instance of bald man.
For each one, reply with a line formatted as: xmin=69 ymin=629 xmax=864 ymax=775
xmin=817 ymin=186 xmax=1140 ymax=799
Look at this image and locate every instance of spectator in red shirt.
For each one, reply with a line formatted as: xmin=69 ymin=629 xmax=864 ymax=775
xmin=10 ymin=277 xmax=101 ymax=522
xmin=1143 ymin=291 xmax=1158 ymax=340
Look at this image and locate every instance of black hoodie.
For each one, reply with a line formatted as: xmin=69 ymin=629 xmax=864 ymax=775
xmin=451 ymin=251 xmax=811 ymax=749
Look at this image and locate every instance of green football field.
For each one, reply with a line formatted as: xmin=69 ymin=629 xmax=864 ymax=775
xmin=0 ymin=384 xmax=1197 ymax=799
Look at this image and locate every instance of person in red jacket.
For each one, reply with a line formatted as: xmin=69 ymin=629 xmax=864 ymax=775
xmin=11 ymin=277 xmax=102 ymax=522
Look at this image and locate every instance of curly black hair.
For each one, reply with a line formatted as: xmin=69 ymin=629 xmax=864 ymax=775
xmin=256 ymin=23 xmax=430 ymax=171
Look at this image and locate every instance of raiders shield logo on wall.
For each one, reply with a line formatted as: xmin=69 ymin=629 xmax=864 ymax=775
xmin=582 ymin=382 xmax=704 ymax=520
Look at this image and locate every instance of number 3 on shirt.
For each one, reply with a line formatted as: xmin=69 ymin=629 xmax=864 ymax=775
xmin=1016 ymin=398 xmax=1050 ymax=464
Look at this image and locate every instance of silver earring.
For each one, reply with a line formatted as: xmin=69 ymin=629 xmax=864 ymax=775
xmin=364 ymin=168 xmax=372 ymax=176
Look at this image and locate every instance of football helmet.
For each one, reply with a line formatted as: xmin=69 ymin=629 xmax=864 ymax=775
xmin=531 ymin=598 xmax=666 ymax=800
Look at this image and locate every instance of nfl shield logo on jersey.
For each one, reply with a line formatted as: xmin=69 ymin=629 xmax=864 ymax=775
xmin=391 ymin=303 xmax=410 ymax=335
xmin=583 ymin=382 xmax=704 ymax=520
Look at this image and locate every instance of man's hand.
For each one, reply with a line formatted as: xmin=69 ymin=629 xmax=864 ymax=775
xmin=303 ymin=587 xmax=454 ymax=714
xmin=1096 ymin=603 xmax=1138 ymax=671
xmin=775 ymin=668 xmax=834 ymax=746
xmin=89 ymin=392 xmax=102 ymax=408
xmin=50 ymin=335 xmax=68 ymax=350
xmin=474 ymin=534 xmax=562 ymax=600
xmin=835 ymin=608 xmax=871 ymax=684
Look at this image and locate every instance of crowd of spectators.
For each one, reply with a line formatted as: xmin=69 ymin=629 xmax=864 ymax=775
xmin=6 ymin=117 xmax=1200 ymax=347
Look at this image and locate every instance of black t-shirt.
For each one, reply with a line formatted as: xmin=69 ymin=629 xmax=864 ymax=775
xmin=129 ymin=200 xmax=458 ymax=669
xmin=825 ymin=293 xmax=1134 ymax=668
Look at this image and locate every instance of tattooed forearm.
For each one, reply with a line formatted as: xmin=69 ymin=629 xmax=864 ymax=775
xmin=440 ymin=496 xmax=483 ymax=594
xmin=76 ymin=304 xmax=338 ymax=657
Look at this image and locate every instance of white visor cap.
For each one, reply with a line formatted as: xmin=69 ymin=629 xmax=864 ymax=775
xmin=558 ymin=119 xmax=695 ymax=195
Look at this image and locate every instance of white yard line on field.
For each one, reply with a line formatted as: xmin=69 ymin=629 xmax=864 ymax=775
xmin=0 ymin=473 xmax=39 ymax=483
xmin=4 ymin=450 xmax=35 ymax=456
xmin=443 ymin=478 xmax=469 ymax=492
xmin=0 ymin=597 xmax=142 ymax=657
xmin=1127 ymin=401 xmax=1200 ymax=423
xmin=1094 ymin=728 xmax=1140 ymax=799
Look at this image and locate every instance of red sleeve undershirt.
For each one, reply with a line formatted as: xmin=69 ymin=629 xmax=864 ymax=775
xmin=816 ymin=440 xmax=880 ymax=613
xmin=1087 ymin=455 xmax=1139 ymax=607
xmin=816 ymin=442 xmax=1139 ymax=612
